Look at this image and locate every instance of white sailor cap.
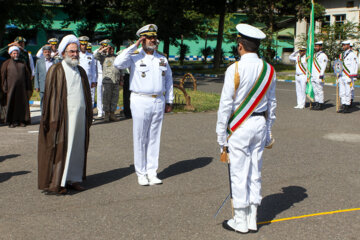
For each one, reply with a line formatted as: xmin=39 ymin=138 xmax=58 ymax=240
xmin=79 ymin=36 xmax=90 ymax=44
xmin=136 ymin=24 xmax=158 ymax=37
xmin=315 ymin=41 xmax=323 ymax=45
xmin=299 ymin=46 xmax=306 ymax=51
xmin=236 ymin=24 xmax=266 ymax=40
xmin=86 ymin=43 xmax=92 ymax=49
xmin=341 ymin=40 xmax=351 ymax=45
xmin=100 ymin=39 xmax=111 ymax=46
xmin=48 ymin=38 xmax=58 ymax=45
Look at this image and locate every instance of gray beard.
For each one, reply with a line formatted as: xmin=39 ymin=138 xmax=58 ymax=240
xmin=64 ymin=56 xmax=79 ymax=67
xmin=143 ymin=44 xmax=156 ymax=52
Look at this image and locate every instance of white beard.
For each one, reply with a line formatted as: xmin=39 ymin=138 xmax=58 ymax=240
xmin=64 ymin=56 xmax=79 ymax=67
xmin=144 ymin=44 xmax=156 ymax=52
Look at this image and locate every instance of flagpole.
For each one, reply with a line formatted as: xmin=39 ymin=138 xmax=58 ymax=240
xmin=306 ymin=0 xmax=315 ymax=106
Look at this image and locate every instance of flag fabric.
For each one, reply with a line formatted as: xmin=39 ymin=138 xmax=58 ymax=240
xmin=305 ymin=0 xmax=315 ymax=101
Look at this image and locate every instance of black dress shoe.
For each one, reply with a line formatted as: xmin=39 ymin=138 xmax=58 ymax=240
xmin=343 ymin=105 xmax=351 ymax=113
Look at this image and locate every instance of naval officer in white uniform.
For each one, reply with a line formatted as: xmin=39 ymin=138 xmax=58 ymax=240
xmin=114 ymin=24 xmax=174 ymax=186
xmin=289 ymin=46 xmax=307 ymax=109
xmin=79 ymin=36 xmax=97 ymax=107
xmin=216 ymin=24 xmax=276 ymax=234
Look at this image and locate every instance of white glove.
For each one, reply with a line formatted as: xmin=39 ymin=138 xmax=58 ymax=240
xmin=217 ymin=135 xmax=228 ymax=147
xmin=265 ymin=131 xmax=275 ymax=149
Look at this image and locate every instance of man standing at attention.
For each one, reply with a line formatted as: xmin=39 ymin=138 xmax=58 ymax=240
xmin=1 ymin=46 xmax=32 ymax=128
xmin=34 ymin=45 xmax=57 ymax=109
xmin=216 ymin=24 xmax=276 ymax=234
xmin=79 ymin=36 xmax=97 ymax=107
xmin=114 ymin=24 xmax=174 ymax=186
xmin=38 ymin=35 xmax=93 ymax=195
xmin=311 ymin=41 xmax=328 ymax=111
xmin=338 ymin=40 xmax=358 ymax=113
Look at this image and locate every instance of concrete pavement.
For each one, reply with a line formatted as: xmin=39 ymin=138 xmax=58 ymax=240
xmin=0 ymin=80 xmax=359 ymax=240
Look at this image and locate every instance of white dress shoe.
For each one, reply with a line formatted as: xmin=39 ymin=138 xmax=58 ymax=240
xmin=148 ymin=176 xmax=162 ymax=185
xmin=138 ymin=176 xmax=149 ymax=186
xmin=293 ymin=105 xmax=300 ymax=109
xmin=224 ymin=208 xmax=249 ymax=233
xmin=247 ymin=204 xmax=258 ymax=231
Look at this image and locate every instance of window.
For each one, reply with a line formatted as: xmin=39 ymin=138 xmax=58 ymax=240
xmin=322 ymin=15 xmax=331 ymax=28
xmin=346 ymin=1 xmax=354 ymax=8
xmin=335 ymin=14 xmax=346 ymax=25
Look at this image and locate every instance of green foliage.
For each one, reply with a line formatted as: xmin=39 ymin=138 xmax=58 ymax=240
xmin=200 ymin=47 xmax=212 ymax=63
xmin=178 ymin=44 xmax=190 ymax=65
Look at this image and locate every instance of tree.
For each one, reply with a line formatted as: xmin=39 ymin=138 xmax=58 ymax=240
xmin=239 ymin=0 xmax=325 ymax=62
xmin=0 ymin=0 xmax=53 ymax=46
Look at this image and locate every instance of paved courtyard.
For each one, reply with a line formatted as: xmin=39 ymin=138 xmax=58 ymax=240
xmin=0 ymin=79 xmax=359 ymax=240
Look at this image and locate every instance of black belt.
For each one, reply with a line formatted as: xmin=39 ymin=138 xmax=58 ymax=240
xmin=251 ymin=111 xmax=266 ymax=117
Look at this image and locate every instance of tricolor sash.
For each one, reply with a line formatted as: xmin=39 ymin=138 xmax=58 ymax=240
xmin=313 ymin=56 xmax=321 ymax=73
xmin=339 ymin=53 xmax=354 ymax=78
xmin=227 ymin=61 xmax=274 ymax=137
xmin=297 ymin=55 xmax=306 ymax=75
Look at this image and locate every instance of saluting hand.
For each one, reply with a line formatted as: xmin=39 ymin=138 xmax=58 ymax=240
xmin=135 ymin=36 xmax=146 ymax=47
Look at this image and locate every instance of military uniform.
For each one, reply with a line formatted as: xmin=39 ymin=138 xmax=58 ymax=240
xmin=289 ymin=47 xmax=307 ymax=109
xmin=113 ymin=24 xmax=174 ymax=186
xmin=13 ymin=36 xmax=35 ymax=77
xmin=216 ymin=24 xmax=276 ymax=234
xmin=94 ymin=44 xmax=122 ymax=121
xmin=339 ymin=41 xmax=358 ymax=112
xmin=311 ymin=42 xmax=328 ymax=110
xmin=79 ymin=36 xmax=97 ymax=106
xmin=36 ymin=38 xmax=59 ymax=60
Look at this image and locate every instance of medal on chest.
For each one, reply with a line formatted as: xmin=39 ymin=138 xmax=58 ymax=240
xmin=140 ymin=60 xmax=146 ymax=77
xmin=142 ymin=72 xmax=146 ymax=78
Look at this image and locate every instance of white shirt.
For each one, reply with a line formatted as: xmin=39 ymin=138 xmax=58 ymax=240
xmin=340 ymin=49 xmax=358 ymax=78
xmin=311 ymin=51 xmax=328 ymax=77
xmin=45 ymin=58 xmax=54 ymax=72
xmin=113 ymin=44 xmax=174 ymax=103
xmin=216 ymin=53 xmax=277 ymax=140
xmin=79 ymin=51 xmax=97 ymax=84
xmin=289 ymin=51 xmax=307 ymax=76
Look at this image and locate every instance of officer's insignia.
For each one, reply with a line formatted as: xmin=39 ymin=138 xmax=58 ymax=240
xmin=159 ymin=58 xmax=166 ymax=67
xmin=87 ymin=56 xmax=92 ymax=60
xmin=142 ymin=72 xmax=146 ymax=78
xmin=162 ymin=71 xmax=165 ymax=76
xmin=140 ymin=60 xmax=146 ymax=67
xmin=149 ymin=25 xmax=155 ymax=31
xmin=131 ymin=50 xmax=139 ymax=55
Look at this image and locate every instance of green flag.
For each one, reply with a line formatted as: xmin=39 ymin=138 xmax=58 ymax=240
xmin=305 ymin=0 xmax=315 ymax=101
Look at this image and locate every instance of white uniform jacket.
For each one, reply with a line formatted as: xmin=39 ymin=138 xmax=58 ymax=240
xmin=113 ymin=44 xmax=174 ymax=103
xmin=340 ymin=49 xmax=358 ymax=79
xmin=79 ymin=51 xmax=97 ymax=84
xmin=216 ymin=53 xmax=277 ymax=145
xmin=311 ymin=51 xmax=328 ymax=78
xmin=289 ymin=51 xmax=307 ymax=76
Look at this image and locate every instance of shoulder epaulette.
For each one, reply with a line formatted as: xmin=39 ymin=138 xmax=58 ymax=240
xmin=131 ymin=50 xmax=139 ymax=55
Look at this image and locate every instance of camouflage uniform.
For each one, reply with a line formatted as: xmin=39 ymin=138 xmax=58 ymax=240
xmin=94 ymin=51 xmax=122 ymax=120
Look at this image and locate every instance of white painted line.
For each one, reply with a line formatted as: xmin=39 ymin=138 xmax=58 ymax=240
xmin=28 ymin=131 xmax=39 ymax=134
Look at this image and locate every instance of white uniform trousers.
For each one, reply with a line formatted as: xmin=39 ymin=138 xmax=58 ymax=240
xmin=228 ymin=115 xmax=266 ymax=208
xmin=339 ymin=76 xmax=351 ymax=105
xmin=351 ymin=79 xmax=355 ymax=100
xmin=295 ymin=75 xmax=307 ymax=107
xmin=97 ymin=74 xmax=103 ymax=115
xmin=91 ymin=87 xmax=95 ymax=107
xmin=311 ymin=77 xmax=324 ymax=103
xmin=130 ymin=93 xmax=165 ymax=177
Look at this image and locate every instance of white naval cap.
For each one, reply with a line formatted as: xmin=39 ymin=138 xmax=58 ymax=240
xmin=236 ymin=24 xmax=266 ymax=40
xmin=136 ymin=24 xmax=158 ymax=37
xmin=58 ymin=34 xmax=80 ymax=55
xmin=299 ymin=46 xmax=306 ymax=51
xmin=8 ymin=46 xmax=20 ymax=54
xmin=315 ymin=41 xmax=323 ymax=45
xmin=48 ymin=38 xmax=59 ymax=45
xmin=341 ymin=40 xmax=351 ymax=45
xmin=79 ymin=36 xmax=90 ymax=44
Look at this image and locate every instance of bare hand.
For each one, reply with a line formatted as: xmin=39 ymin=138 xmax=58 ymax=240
xmin=135 ymin=36 xmax=146 ymax=47
xmin=91 ymin=82 xmax=97 ymax=88
xmin=165 ymin=104 xmax=173 ymax=113
xmin=35 ymin=88 xmax=40 ymax=92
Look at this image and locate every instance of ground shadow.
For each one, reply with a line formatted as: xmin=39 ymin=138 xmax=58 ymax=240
xmin=0 ymin=170 xmax=31 ymax=183
xmin=158 ymin=157 xmax=212 ymax=180
xmin=0 ymin=154 xmax=21 ymax=163
xmin=257 ymin=186 xmax=308 ymax=230
xmin=30 ymin=115 xmax=41 ymax=125
xmin=69 ymin=164 xmax=135 ymax=195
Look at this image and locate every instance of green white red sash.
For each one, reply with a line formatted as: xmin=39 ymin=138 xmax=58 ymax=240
xmin=313 ymin=56 xmax=321 ymax=73
xmin=339 ymin=53 xmax=353 ymax=78
xmin=227 ymin=61 xmax=274 ymax=137
xmin=297 ymin=55 xmax=306 ymax=75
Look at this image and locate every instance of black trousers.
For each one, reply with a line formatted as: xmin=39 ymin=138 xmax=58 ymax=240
xmin=123 ymin=74 xmax=132 ymax=118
